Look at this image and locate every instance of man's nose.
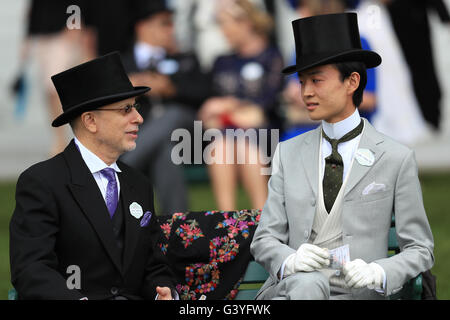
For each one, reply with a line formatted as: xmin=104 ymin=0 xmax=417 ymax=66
xmin=132 ymin=108 xmax=144 ymax=125
xmin=302 ymin=81 xmax=314 ymax=98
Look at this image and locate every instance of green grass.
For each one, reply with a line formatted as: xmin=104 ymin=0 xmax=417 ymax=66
xmin=1 ymin=172 xmax=449 ymax=299
xmin=420 ymin=173 xmax=450 ymax=299
xmin=187 ymin=182 xmax=253 ymax=212
xmin=0 ymin=180 xmax=16 ymax=300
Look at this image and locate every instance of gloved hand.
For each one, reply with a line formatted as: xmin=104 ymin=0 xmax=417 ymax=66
xmin=284 ymin=243 xmax=330 ymax=276
xmin=343 ymin=259 xmax=384 ymax=290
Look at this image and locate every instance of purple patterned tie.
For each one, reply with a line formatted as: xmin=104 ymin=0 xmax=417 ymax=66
xmin=100 ymin=168 xmax=118 ymax=218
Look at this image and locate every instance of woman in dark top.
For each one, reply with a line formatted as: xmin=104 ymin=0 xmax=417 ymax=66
xmin=198 ymin=0 xmax=284 ymax=211
xmin=21 ymin=0 xmax=95 ymax=156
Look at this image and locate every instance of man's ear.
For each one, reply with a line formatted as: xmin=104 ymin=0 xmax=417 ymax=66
xmin=80 ymin=111 xmax=98 ymax=133
xmin=347 ymin=71 xmax=360 ymax=95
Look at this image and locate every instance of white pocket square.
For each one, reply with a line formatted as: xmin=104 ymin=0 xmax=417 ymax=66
xmin=362 ymin=182 xmax=386 ymax=195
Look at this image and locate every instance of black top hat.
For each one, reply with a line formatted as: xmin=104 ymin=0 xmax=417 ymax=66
xmin=134 ymin=0 xmax=173 ymax=23
xmin=51 ymin=52 xmax=150 ymax=127
xmin=282 ymin=13 xmax=382 ymax=75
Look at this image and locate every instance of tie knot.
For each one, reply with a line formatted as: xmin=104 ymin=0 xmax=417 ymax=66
xmin=322 ymin=119 xmax=364 ymax=149
xmin=328 ymin=139 xmax=340 ymax=151
xmin=100 ymin=168 xmax=116 ymax=183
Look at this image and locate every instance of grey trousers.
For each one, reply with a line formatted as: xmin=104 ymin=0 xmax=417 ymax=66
xmin=256 ymin=271 xmax=367 ymax=300
xmin=121 ymin=104 xmax=196 ymax=215
xmin=256 ymin=271 xmax=383 ymax=300
xmin=257 ymin=272 xmax=331 ymax=300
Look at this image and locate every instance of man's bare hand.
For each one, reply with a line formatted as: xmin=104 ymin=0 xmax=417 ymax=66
xmin=156 ymin=286 xmax=173 ymax=300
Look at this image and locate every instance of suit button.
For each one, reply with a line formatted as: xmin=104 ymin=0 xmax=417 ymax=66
xmin=304 ymin=230 xmax=309 ymax=239
xmin=111 ymin=287 xmax=119 ymax=295
xmin=311 ymin=199 xmax=316 ymax=206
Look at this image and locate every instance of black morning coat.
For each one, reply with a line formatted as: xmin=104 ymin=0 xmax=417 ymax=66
xmin=9 ymin=140 xmax=176 ymax=299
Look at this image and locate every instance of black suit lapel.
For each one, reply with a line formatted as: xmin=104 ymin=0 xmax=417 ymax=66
xmin=63 ymin=140 xmax=123 ymax=274
xmin=118 ymin=172 xmax=143 ymax=276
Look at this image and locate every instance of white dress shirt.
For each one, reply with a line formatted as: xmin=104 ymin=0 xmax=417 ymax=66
xmin=74 ymin=137 xmax=121 ymax=202
xmin=73 ymin=138 xmax=123 ymax=300
xmin=321 ymin=108 xmax=363 ymax=181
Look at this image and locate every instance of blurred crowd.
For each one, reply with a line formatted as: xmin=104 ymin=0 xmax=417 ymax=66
xmin=12 ymin=0 xmax=450 ymax=213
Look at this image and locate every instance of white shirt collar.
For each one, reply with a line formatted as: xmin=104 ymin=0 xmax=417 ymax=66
xmin=134 ymin=42 xmax=166 ymax=70
xmin=74 ymin=137 xmax=121 ymax=174
xmin=322 ymin=108 xmax=361 ymax=140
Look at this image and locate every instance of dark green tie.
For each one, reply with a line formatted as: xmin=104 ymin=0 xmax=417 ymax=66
xmin=322 ymin=119 xmax=364 ymax=213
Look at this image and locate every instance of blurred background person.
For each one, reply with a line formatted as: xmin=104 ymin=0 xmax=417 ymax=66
xmin=83 ymin=0 xmax=141 ymax=57
xmin=198 ymin=0 xmax=284 ymax=211
xmin=16 ymin=0 xmax=95 ymax=156
xmin=120 ymin=0 xmax=209 ymax=215
xmin=281 ymin=0 xmax=377 ymax=141
xmin=356 ymin=0 xmax=433 ymax=146
xmin=173 ymin=0 xmax=233 ymax=72
xmin=385 ymin=0 xmax=450 ymax=131
xmin=174 ymin=0 xmax=268 ymax=72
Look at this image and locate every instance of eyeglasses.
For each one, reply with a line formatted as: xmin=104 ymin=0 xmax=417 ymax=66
xmin=97 ymin=102 xmax=141 ymax=115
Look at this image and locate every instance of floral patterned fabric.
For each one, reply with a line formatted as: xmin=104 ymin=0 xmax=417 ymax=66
xmin=157 ymin=210 xmax=261 ymax=300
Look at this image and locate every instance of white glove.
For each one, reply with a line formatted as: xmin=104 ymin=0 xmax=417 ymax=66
xmin=284 ymin=243 xmax=330 ymax=276
xmin=343 ymin=259 xmax=384 ymax=290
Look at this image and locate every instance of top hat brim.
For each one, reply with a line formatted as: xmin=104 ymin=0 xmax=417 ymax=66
xmin=51 ymin=86 xmax=150 ymax=127
xmin=282 ymin=49 xmax=382 ymax=75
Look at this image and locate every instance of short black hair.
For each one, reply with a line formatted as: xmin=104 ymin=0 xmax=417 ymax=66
xmin=68 ymin=117 xmax=81 ymax=134
xmin=333 ymin=61 xmax=367 ymax=107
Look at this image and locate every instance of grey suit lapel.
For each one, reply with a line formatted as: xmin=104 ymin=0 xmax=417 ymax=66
xmin=344 ymin=119 xmax=385 ymax=197
xmin=299 ymin=127 xmax=322 ymax=198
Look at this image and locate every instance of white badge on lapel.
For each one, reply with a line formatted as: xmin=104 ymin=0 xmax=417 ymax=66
xmin=355 ymin=148 xmax=375 ymax=166
xmin=129 ymin=202 xmax=143 ymax=219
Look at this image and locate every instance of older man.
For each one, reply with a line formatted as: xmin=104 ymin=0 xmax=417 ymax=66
xmin=10 ymin=52 xmax=176 ymax=300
